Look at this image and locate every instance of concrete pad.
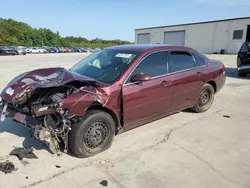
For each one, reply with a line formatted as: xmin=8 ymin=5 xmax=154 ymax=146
xmin=105 ymin=143 xmax=235 ymax=188
xmin=30 ymin=165 xmax=120 ymax=188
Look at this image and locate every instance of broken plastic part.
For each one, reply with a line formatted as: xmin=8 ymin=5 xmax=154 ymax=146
xmin=0 ymin=161 xmax=17 ymax=174
xmin=9 ymin=147 xmax=38 ymax=160
xmin=100 ymin=180 xmax=108 ymax=187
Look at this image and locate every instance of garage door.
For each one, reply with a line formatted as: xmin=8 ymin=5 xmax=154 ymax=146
xmin=164 ymin=31 xmax=185 ymax=46
xmin=137 ymin=33 xmax=150 ymax=44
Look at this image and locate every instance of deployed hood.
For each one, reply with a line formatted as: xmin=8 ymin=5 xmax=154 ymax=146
xmin=0 ymin=67 xmax=100 ymax=104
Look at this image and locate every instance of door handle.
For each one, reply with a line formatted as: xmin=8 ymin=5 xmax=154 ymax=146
xmin=161 ymin=80 xmax=170 ymax=87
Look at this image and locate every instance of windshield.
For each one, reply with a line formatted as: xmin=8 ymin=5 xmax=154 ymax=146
xmin=70 ymin=49 xmax=138 ymax=84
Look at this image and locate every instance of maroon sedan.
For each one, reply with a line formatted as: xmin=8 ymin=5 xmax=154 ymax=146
xmin=0 ymin=44 xmax=226 ymax=157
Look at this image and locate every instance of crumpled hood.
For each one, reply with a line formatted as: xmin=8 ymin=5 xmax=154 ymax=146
xmin=0 ymin=67 xmax=97 ymax=104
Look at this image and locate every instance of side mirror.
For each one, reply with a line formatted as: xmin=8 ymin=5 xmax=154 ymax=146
xmin=131 ymin=73 xmax=151 ymax=83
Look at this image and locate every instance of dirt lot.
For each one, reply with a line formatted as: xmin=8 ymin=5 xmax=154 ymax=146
xmin=0 ymin=53 xmax=250 ymax=188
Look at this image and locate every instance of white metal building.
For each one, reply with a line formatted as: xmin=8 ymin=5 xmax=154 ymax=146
xmin=135 ymin=17 xmax=250 ymax=54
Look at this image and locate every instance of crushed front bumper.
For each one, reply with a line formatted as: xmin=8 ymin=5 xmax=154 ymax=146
xmin=0 ymin=102 xmax=40 ymax=127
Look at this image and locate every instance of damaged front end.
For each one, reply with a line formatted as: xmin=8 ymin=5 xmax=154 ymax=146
xmin=0 ymin=68 xmax=108 ymax=155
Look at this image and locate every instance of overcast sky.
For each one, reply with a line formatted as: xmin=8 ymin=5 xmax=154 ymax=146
xmin=0 ymin=0 xmax=249 ymax=41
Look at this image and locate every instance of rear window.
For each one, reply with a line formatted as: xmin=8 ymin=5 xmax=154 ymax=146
xmin=240 ymin=43 xmax=250 ymax=52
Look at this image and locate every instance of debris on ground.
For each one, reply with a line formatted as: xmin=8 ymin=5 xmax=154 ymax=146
xmin=9 ymin=147 xmax=38 ymax=160
xmin=55 ymin=165 xmax=61 ymax=168
xmin=100 ymin=180 xmax=108 ymax=187
xmin=0 ymin=161 xmax=17 ymax=174
xmin=25 ymin=176 xmax=29 ymax=179
xmin=223 ymin=115 xmax=230 ymax=118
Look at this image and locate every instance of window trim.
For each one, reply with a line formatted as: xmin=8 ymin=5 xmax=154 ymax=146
xmin=167 ymin=50 xmax=196 ymax=74
xmin=233 ymin=30 xmax=244 ymax=40
xmin=123 ymin=50 xmax=168 ymax=85
xmin=123 ymin=50 xmax=207 ymax=86
xmin=239 ymin=42 xmax=249 ymax=53
xmin=191 ymin=52 xmax=208 ymax=67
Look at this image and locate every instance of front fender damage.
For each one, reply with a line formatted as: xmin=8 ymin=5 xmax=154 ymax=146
xmin=61 ymin=87 xmax=108 ymax=118
xmin=0 ymin=72 xmax=109 ymax=155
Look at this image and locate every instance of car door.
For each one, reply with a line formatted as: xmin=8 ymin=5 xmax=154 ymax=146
xmin=166 ymin=51 xmax=205 ymax=111
xmin=238 ymin=43 xmax=250 ymax=66
xmin=122 ymin=51 xmax=172 ymax=130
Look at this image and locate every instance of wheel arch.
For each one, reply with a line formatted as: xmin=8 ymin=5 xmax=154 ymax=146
xmin=86 ymin=102 xmax=120 ymax=134
xmin=207 ymin=80 xmax=217 ymax=93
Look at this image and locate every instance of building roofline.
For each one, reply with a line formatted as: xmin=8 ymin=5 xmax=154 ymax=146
xmin=135 ymin=17 xmax=250 ymax=31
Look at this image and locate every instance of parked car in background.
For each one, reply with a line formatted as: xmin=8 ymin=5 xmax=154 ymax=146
xmin=75 ymin=48 xmax=82 ymax=52
xmin=29 ymin=47 xmax=47 ymax=54
xmin=29 ymin=47 xmax=40 ymax=54
xmin=45 ymin=47 xmax=56 ymax=53
xmin=70 ymin=47 xmax=78 ymax=53
xmin=0 ymin=44 xmax=226 ymax=158
xmin=64 ymin=48 xmax=72 ymax=53
xmin=80 ymin=48 xmax=88 ymax=52
xmin=0 ymin=46 xmax=17 ymax=55
xmin=237 ymin=42 xmax=250 ymax=77
xmin=25 ymin=47 xmax=32 ymax=53
xmin=11 ymin=46 xmax=27 ymax=55
xmin=89 ymin=48 xmax=100 ymax=53
xmin=53 ymin=47 xmax=59 ymax=53
xmin=58 ymin=47 xmax=66 ymax=53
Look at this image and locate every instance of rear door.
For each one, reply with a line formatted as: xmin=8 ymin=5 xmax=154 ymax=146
xmin=238 ymin=43 xmax=250 ymax=66
xmin=166 ymin=51 xmax=204 ymax=111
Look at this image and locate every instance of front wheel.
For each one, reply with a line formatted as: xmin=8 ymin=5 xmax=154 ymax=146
xmin=191 ymin=83 xmax=215 ymax=113
xmin=69 ymin=111 xmax=116 ymax=158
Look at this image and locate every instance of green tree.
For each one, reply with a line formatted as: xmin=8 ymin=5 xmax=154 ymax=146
xmin=0 ymin=18 xmax=133 ymax=48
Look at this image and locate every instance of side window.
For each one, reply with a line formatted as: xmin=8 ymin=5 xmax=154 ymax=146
xmin=240 ymin=43 xmax=249 ymax=52
xmin=193 ymin=53 xmax=207 ymax=67
xmin=169 ymin=51 xmax=195 ymax=73
xmin=126 ymin=51 xmax=167 ymax=84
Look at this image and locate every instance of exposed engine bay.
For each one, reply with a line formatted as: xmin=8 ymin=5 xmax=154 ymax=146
xmin=0 ymin=68 xmax=108 ymax=155
xmin=29 ymin=87 xmax=73 ymax=154
xmin=12 ymin=85 xmax=77 ymax=155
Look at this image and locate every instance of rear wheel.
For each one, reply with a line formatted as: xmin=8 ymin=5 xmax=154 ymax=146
xmin=69 ymin=111 xmax=116 ymax=158
xmin=191 ymin=83 xmax=214 ymax=113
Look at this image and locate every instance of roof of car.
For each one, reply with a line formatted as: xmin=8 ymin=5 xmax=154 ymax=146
xmin=105 ymin=44 xmax=190 ymax=53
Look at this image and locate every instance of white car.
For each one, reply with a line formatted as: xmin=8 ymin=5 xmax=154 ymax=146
xmin=29 ymin=47 xmax=47 ymax=54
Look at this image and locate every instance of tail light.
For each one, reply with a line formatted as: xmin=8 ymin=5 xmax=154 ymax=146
xmin=222 ymin=62 xmax=226 ymax=75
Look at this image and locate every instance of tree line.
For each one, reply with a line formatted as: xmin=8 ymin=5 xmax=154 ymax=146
xmin=0 ymin=18 xmax=133 ymax=48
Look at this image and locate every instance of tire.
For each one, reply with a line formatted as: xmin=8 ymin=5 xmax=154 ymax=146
xmin=237 ymin=72 xmax=247 ymax=77
xmin=69 ymin=111 xmax=116 ymax=158
xmin=191 ymin=83 xmax=215 ymax=113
